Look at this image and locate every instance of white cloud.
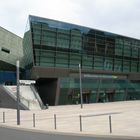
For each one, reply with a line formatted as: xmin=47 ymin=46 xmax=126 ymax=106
xmin=0 ymin=0 xmax=140 ymax=39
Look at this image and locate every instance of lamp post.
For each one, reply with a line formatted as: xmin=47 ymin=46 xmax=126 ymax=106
xmin=16 ymin=60 xmax=20 ymax=125
xmin=79 ymin=63 xmax=83 ymax=108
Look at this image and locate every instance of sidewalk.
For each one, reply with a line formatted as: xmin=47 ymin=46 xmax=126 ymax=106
xmin=0 ymin=101 xmax=140 ymax=137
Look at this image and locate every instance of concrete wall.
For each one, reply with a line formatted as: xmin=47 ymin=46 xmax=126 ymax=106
xmin=0 ymin=26 xmax=23 ymax=68
xmin=4 ymin=85 xmax=41 ymax=110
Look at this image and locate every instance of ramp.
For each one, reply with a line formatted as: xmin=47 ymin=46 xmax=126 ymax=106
xmin=0 ymin=85 xmax=28 ymax=110
xmin=2 ymin=85 xmax=44 ymax=110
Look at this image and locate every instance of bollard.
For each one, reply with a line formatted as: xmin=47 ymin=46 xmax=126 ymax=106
xmin=33 ymin=113 xmax=36 ymax=127
xmin=109 ymin=115 xmax=112 ymax=133
xmin=79 ymin=115 xmax=82 ymax=132
xmin=3 ymin=112 xmax=5 ymax=123
xmin=54 ymin=114 xmax=57 ymax=130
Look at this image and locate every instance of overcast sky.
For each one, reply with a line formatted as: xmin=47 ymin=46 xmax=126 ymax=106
xmin=0 ymin=0 xmax=140 ymax=39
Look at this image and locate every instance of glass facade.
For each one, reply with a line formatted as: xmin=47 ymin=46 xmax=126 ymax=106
xmin=59 ymin=77 xmax=140 ymax=105
xmin=0 ymin=71 xmax=16 ymax=84
xmin=23 ymin=18 xmax=34 ymax=78
xmin=24 ymin=15 xmax=140 ymax=73
xmin=23 ymin=15 xmax=140 ymax=105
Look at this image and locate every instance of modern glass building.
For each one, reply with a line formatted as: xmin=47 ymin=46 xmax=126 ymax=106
xmin=23 ymin=15 xmax=140 ymax=105
xmin=0 ymin=26 xmax=23 ymax=84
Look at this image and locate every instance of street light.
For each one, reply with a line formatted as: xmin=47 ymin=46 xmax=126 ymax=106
xmin=16 ymin=60 xmax=20 ymax=125
xmin=79 ymin=63 xmax=83 ymax=108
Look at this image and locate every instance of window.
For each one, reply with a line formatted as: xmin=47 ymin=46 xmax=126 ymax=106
xmin=1 ymin=48 xmax=10 ymax=54
xmin=94 ymin=56 xmax=104 ymax=70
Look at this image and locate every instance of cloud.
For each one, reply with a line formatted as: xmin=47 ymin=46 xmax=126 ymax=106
xmin=77 ymin=0 xmax=140 ymax=38
xmin=0 ymin=0 xmax=140 ymax=39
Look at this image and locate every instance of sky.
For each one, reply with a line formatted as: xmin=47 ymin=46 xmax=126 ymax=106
xmin=0 ymin=0 xmax=140 ymax=39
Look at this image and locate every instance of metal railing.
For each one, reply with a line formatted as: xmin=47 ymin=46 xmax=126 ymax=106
xmin=0 ymin=111 xmax=122 ymax=134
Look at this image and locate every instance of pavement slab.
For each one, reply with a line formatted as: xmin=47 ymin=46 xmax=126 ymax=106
xmin=0 ymin=101 xmax=140 ymax=137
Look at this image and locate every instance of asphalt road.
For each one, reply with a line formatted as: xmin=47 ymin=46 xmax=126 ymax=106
xmin=0 ymin=126 xmax=139 ymax=140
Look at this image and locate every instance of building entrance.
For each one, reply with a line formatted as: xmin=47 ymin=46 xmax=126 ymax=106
xmin=35 ymin=78 xmax=58 ymax=106
xmin=68 ymin=89 xmax=91 ymax=104
xmin=97 ymin=90 xmax=115 ymax=103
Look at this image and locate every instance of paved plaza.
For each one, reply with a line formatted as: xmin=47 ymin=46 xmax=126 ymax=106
xmin=0 ymin=101 xmax=140 ymax=137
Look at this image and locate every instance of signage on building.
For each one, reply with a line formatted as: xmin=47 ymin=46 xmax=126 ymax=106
xmin=19 ymin=80 xmax=36 ymax=85
xmin=83 ymin=74 xmax=118 ymax=79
